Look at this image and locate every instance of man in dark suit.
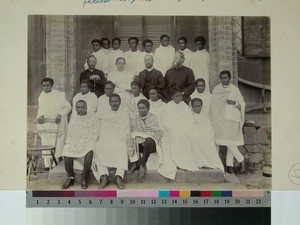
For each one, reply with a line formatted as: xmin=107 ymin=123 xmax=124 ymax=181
xmin=80 ymin=55 xmax=106 ymax=98
xmin=136 ymin=54 xmax=165 ymax=99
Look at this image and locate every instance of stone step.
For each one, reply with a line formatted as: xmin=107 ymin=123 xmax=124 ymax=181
xmin=49 ymin=161 xmax=226 ymax=184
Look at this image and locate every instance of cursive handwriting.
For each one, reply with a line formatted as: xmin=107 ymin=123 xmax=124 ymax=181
xmin=83 ymin=0 xmax=148 ymax=7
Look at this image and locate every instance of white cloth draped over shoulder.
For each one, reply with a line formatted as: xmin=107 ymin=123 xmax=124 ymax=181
xmin=153 ymin=45 xmax=175 ymax=76
xmin=158 ymin=101 xmax=198 ymax=180
xmin=190 ymin=49 xmax=210 ymax=90
xmin=124 ymin=49 xmax=144 ymax=75
xmin=84 ymin=49 xmax=110 ymax=74
xmin=125 ymin=93 xmax=147 ymax=123
xmin=210 ymin=83 xmax=245 ymax=146
xmin=189 ymin=112 xmax=224 ymax=171
xmin=190 ymin=90 xmax=212 ymax=116
xmin=108 ymin=49 xmax=125 ymax=72
xmin=149 ymin=99 xmax=166 ymax=128
xmin=93 ymin=107 xmax=131 ymax=180
xmin=180 ymin=48 xmax=193 ymax=68
xmin=107 ymin=70 xmax=134 ymax=100
xmin=37 ymin=89 xmax=71 ymax=158
xmin=62 ymin=115 xmax=99 ymax=158
xmin=71 ymin=91 xmax=97 ymax=119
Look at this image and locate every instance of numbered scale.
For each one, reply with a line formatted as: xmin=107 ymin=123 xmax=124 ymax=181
xmin=27 ymin=190 xmax=270 ymax=208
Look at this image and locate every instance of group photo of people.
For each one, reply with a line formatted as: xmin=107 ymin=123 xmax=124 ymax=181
xmin=27 ymin=16 xmax=271 ymax=190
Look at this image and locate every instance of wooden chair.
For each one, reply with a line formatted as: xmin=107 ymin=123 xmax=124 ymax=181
xmin=27 ymin=118 xmax=59 ymax=181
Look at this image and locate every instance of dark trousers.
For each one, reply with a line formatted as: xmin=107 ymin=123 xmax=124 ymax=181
xmin=64 ymin=150 xmax=93 ymax=179
xmin=138 ymin=138 xmax=156 ymax=167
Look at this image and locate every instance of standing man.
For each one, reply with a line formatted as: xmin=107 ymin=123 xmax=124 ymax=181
xmin=84 ymin=39 xmax=101 ymax=70
xmin=109 ymin=37 xmax=125 ymax=72
xmin=61 ymin=100 xmax=99 ymax=189
xmin=190 ymin=36 xmax=210 ymax=91
xmin=210 ymin=71 xmax=246 ymax=174
xmin=163 ymin=51 xmax=195 ymax=103
xmin=136 ymin=54 xmax=165 ymax=99
xmin=80 ymin=55 xmax=106 ymax=98
xmin=141 ymin=39 xmax=154 ymax=58
xmin=97 ymin=37 xmax=112 ymax=75
xmin=178 ymin=37 xmax=193 ymax=68
xmin=124 ymin=37 xmax=144 ymax=75
xmin=37 ymin=78 xmax=71 ymax=169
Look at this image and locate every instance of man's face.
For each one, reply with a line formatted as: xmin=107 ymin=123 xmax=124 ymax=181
xmin=76 ymin=102 xmax=87 ymax=116
xmin=138 ymin=103 xmax=149 ymax=117
xmin=172 ymin=53 xmax=183 ymax=68
xmin=131 ymin=85 xmax=140 ymax=96
xmin=144 ymin=42 xmax=153 ymax=53
xmin=144 ymin=55 xmax=154 ymax=69
xmin=116 ymin=58 xmax=126 ymax=71
xmin=172 ymin=92 xmax=183 ymax=104
xmin=102 ymin=40 xmax=110 ymax=50
xmin=192 ymin=101 xmax=202 ymax=114
xmin=129 ymin=39 xmax=138 ymax=50
xmin=110 ymin=96 xmax=121 ymax=111
xmin=196 ymin=81 xmax=205 ymax=93
xmin=178 ymin=39 xmax=187 ymax=51
xmin=112 ymin=40 xmax=120 ymax=50
xmin=220 ymin=73 xmax=231 ymax=86
xmin=149 ymin=89 xmax=159 ymax=102
xmin=92 ymin=42 xmax=101 ymax=52
xmin=87 ymin=57 xmax=97 ymax=70
xmin=42 ymin=81 xmax=53 ymax=93
xmin=104 ymin=84 xmax=114 ymax=97
xmin=195 ymin=40 xmax=204 ymax=51
xmin=161 ymin=37 xmax=169 ymax=47
xmin=80 ymin=83 xmax=90 ymax=95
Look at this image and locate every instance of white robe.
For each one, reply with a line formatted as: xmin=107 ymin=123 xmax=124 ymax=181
xmin=125 ymin=93 xmax=147 ymax=124
xmin=180 ymin=48 xmax=193 ymax=68
xmin=107 ymin=70 xmax=134 ymax=100
xmin=124 ymin=49 xmax=144 ymax=75
xmin=189 ymin=112 xmax=224 ymax=171
xmin=190 ymin=49 xmax=210 ymax=90
xmin=108 ymin=49 xmax=125 ymax=72
xmin=190 ymin=90 xmax=212 ymax=116
xmin=210 ymin=83 xmax=245 ymax=146
xmin=71 ymin=91 xmax=97 ymax=119
xmin=84 ymin=49 xmax=110 ymax=73
xmin=93 ymin=107 xmax=131 ymax=180
xmin=153 ymin=45 xmax=175 ymax=76
xmin=159 ymin=101 xmax=198 ymax=179
xmin=37 ymin=89 xmax=71 ymax=158
xmin=62 ymin=115 xmax=99 ymax=158
xmin=149 ymin=99 xmax=166 ymax=128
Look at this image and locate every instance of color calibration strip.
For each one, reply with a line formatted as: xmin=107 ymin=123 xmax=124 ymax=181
xmin=27 ymin=190 xmax=270 ymax=208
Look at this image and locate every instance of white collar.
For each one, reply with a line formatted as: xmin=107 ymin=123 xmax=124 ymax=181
xmin=146 ymin=67 xmax=153 ymax=72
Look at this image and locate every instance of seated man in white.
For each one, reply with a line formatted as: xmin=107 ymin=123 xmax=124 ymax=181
xmin=37 ymin=78 xmax=71 ymax=169
xmin=190 ymin=78 xmax=212 ymax=116
xmin=130 ymin=99 xmax=163 ymax=181
xmin=71 ymin=79 xmax=97 ymax=119
xmin=189 ymin=98 xmax=224 ymax=172
xmin=96 ymin=81 xmax=116 ymax=117
xmin=93 ymin=94 xmax=130 ymax=189
xmin=61 ymin=100 xmax=99 ymax=189
xmin=148 ymin=87 xmax=166 ymax=127
xmin=108 ymin=37 xmax=125 ymax=72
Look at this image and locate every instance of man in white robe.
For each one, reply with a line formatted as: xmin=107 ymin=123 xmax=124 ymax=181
xmin=210 ymin=70 xmax=246 ymax=174
xmin=95 ymin=81 xmax=116 ymax=117
xmin=71 ymin=80 xmax=97 ymax=119
xmin=93 ymin=94 xmax=130 ymax=189
xmin=190 ymin=36 xmax=210 ymax=91
xmin=154 ymin=35 xmax=175 ymax=76
xmin=178 ymin=37 xmax=193 ymax=68
xmin=37 ymin=78 xmax=71 ymax=168
xmin=190 ymin=78 xmax=212 ymax=116
xmin=124 ymin=37 xmax=144 ymax=75
xmin=159 ymin=91 xmax=198 ymax=180
xmin=148 ymin=87 xmax=166 ymax=128
xmin=108 ymin=37 xmax=125 ymax=72
xmin=189 ymin=98 xmax=224 ymax=171
xmin=61 ymin=100 xmax=100 ymax=189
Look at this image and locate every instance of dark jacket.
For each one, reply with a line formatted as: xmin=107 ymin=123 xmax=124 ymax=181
xmin=80 ymin=69 xmax=106 ymax=97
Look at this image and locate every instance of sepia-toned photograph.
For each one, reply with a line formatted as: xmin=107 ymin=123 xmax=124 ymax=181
xmin=27 ymin=15 xmax=271 ymax=190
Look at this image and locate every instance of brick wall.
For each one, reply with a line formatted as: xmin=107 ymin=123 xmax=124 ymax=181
xmin=208 ymin=16 xmax=238 ymax=90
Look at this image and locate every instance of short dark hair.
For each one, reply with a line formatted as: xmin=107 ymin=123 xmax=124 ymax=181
xmin=138 ymin=99 xmax=150 ymax=109
xmin=219 ymin=70 xmax=231 ymax=78
xmin=131 ymin=80 xmax=141 ymax=88
xmin=105 ymin=80 xmax=116 ymax=88
xmin=100 ymin=37 xmax=111 ymax=46
xmin=128 ymin=37 xmax=139 ymax=44
xmin=177 ymin=36 xmax=188 ymax=44
xmin=191 ymin=98 xmax=203 ymax=107
xmin=80 ymin=79 xmax=92 ymax=89
xmin=91 ymin=39 xmax=101 ymax=45
xmin=195 ymin=78 xmax=206 ymax=85
xmin=41 ymin=77 xmax=54 ymax=86
xmin=194 ymin=36 xmax=206 ymax=47
xmin=116 ymin=57 xmax=126 ymax=64
xmin=148 ymin=86 xmax=160 ymax=94
xmin=87 ymin=55 xmax=97 ymax=61
xmin=109 ymin=93 xmax=121 ymax=103
xmin=160 ymin=34 xmax=170 ymax=42
xmin=112 ymin=37 xmax=121 ymax=45
xmin=143 ymin=39 xmax=153 ymax=47
xmin=170 ymin=88 xmax=182 ymax=97
xmin=76 ymin=100 xmax=87 ymax=106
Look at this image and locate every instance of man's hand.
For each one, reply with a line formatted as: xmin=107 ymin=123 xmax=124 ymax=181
xmin=55 ymin=114 xmax=62 ymax=124
xmin=90 ymin=74 xmax=100 ymax=81
xmin=226 ymin=100 xmax=236 ymax=105
xmin=37 ymin=115 xmax=44 ymax=124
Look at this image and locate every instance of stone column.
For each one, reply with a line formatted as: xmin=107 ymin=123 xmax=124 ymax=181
xmin=45 ymin=15 xmax=76 ymax=102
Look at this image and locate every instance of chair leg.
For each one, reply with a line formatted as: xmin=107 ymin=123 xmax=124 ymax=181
xmin=50 ymin=150 xmax=58 ymax=165
xmin=27 ymin=159 xmax=33 ymax=182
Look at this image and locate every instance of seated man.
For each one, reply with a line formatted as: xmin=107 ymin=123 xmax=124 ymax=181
xmin=190 ymin=78 xmax=211 ymax=116
xmin=189 ymin=98 xmax=224 ymax=171
xmin=71 ymin=79 xmax=97 ymax=119
xmin=93 ymin=94 xmax=130 ymax=189
xmin=129 ymin=99 xmax=163 ymax=180
xmin=96 ymin=81 xmax=116 ymax=117
xmin=61 ymin=100 xmax=99 ymax=189
xmin=148 ymin=87 xmax=166 ymax=127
